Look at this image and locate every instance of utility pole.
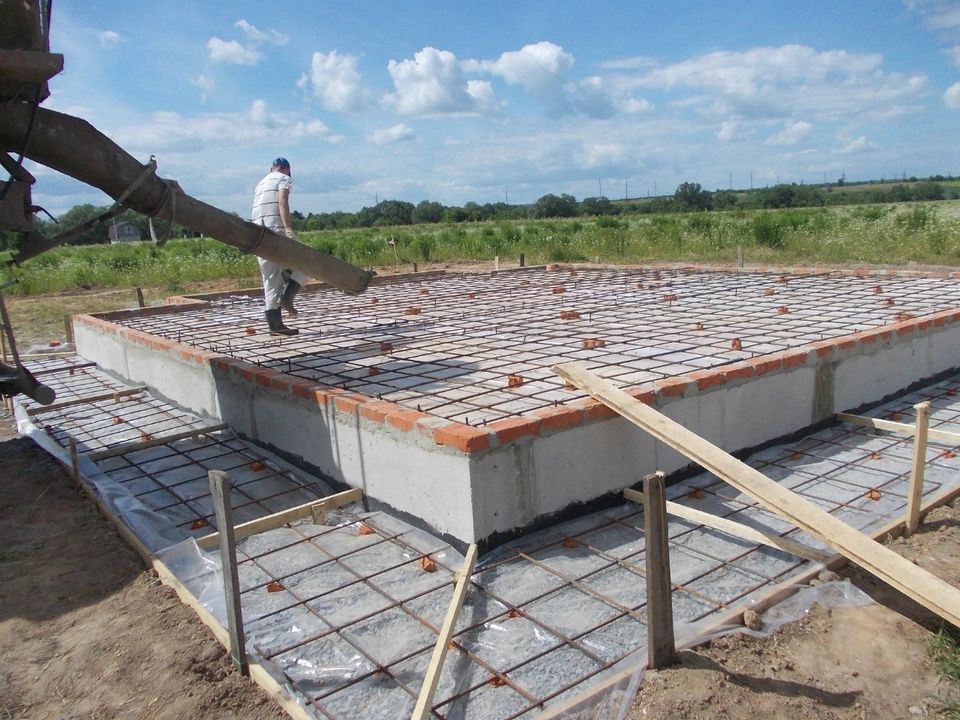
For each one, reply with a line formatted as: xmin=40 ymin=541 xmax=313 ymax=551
xmin=624 ymin=178 xmax=628 ymax=200
xmin=728 ymin=172 xmax=732 ymax=190
xmin=749 ymin=172 xmax=753 ymax=190
xmin=598 ymin=177 xmax=602 ymax=197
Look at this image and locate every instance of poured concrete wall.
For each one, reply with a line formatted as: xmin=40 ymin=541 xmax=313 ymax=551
xmin=72 ymin=302 xmax=960 ymax=546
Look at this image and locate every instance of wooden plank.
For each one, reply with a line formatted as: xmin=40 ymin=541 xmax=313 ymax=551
xmin=208 ymin=470 xmax=248 ymax=676
xmin=837 ymin=411 xmax=960 ymax=445
xmin=411 ymin=543 xmax=479 ymax=720
xmin=537 ymin=476 xmax=960 ymax=720
xmin=88 ymin=423 xmax=228 ymax=461
xmin=906 ymin=401 xmax=931 ymax=537
xmin=623 ymin=488 xmax=833 ymax=563
xmin=643 ymin=472 xmax=676 ymax=669
xmin=195 ymin=488 xmax=363 ymax=550
xmin=26 ymin=386 xmax=145 ymax=415
xmin=554 ymin=362 xmax=960 ymax=628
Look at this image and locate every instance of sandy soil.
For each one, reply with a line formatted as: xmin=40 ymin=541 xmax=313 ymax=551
xmin=0 ymin=410 xmax=285 ymax=720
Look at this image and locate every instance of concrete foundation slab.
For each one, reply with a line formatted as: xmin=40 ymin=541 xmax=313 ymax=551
xmin=70 ymin=264 xmax=960 ymax=546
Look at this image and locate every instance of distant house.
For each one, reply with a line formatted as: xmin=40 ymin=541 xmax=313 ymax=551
xmin=109 ymin=221 xmax=141 ymax=243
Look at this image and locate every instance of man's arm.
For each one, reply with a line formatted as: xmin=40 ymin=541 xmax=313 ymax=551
xmin=278 ymin=187 xmax=294 ymax=236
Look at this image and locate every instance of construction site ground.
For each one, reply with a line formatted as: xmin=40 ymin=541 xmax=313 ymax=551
xmin=4 ymin=274 xmax=960 ymax=720
xmin=4 ymin=408 xmax=960 ymax=720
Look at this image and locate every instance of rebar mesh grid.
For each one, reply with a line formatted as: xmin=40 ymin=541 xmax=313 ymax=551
xmin=20 ymin=359 xmax=960 ymax=719
xmin=110 ymin=267 xmax=960 ymax=424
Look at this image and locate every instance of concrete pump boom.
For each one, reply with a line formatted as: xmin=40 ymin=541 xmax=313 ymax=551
xmin=0 ymin=103 xmax=373 ymax=294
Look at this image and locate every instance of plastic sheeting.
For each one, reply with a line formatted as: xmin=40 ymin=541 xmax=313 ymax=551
xmin=546 ymin=580 xmax=875 ymax=720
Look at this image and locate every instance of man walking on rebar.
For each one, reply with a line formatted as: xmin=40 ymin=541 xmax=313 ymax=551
xmin=251 ymin=157 xmax=306 ymax=336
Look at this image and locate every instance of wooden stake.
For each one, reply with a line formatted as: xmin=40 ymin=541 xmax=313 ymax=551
xmin=494 ymin=256 xmax=500 ymax=271
xmin=208 ymin=469 xmax=248 ymax=676
xmin=135 ymin=287 xmax=145 ymax=308
xmin=554 ymin=361 xmax=960 ymax=629
xmin=736 ymin=244 xmax=744 ymax=268
xmin=411 ymin=543 xmax=479 ymax=720
xmin=519 ymin=253 xmax=525 ymax=267
xmin=905 ymin=401 xmax=932 ymax=537
xmin=624 ymin=488 xmax=832 ymax=563
xmin=643 ymin=471 xmax=676 ymax=669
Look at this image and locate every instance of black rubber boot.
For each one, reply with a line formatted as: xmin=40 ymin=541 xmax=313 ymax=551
xmin=265 ymin=308 xmax=298 ymax=336
xmin=280 ymin=277 xmax=301 ymax=317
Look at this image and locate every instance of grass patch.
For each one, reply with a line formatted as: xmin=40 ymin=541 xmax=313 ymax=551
xmin=930 ymin=627 xmax=960 ymax=718
xmin=3 ymin=201 xmax=960 ymax=299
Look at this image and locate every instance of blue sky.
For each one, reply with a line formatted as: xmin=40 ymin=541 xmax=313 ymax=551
xmin=27 ymin=1 xmax=960 ymax=217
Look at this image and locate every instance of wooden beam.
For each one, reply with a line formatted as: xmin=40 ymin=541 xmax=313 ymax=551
xmin=25 ymin=386 xmax=145 ymax=415
xmin=905 ymin=401 xmax=932 ymax=537
xmin=554 ymin=362 xmax=960 ymax=629
xmin=195 ymin=488 xmax=362 ymax=550
xmin=208 ymin=470 xmax=248 ymax=676
xmin=537 ymin=448 xmax=960 ymax=720
xmin=643 ymin=472 xmax=676 ymax=669
xmin=411 ymin=543 xmax=479 ymax=720
xmin=88 ymin=423 xmax=228 ymax=461
xmin=623 ymin=489 xmax=833 ymax=563
xmin=837 ymin=411 xmax=960 ymax=445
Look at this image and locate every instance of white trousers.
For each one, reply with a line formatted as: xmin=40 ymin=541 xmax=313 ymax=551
xmin=258 ymin=257 xmax=307 ymax=310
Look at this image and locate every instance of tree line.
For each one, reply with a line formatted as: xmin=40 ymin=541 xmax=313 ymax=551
xmin=2 ymin=175 xmax=957 ymax=252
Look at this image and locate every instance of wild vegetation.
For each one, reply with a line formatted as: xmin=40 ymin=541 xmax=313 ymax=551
xmin=1 ymin=176 xmax=959 ymax=296
xmin=1 ymin=200 xmax=958 ymax=296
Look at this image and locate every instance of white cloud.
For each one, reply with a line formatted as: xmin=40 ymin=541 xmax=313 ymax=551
xmin=385 ymin=47 xmax=490 ymax=115
xmin=906 ymin=1 xmax=960 ymax=37
xmin=234 ymin=19 xmax=288 ymax=46
xmin=368 ymin=124 xmax=415 ymax=145
xmin=627 ymin=45 xmax=929 ymax=123
xmin=946 ymin=81 xmax=960 ymax=108
xmin=301 ymin=50 xmax=370 ymax=112
xmin=112 ymin=101 xmax=339 ymax=153
xmin=482 ymin=41 xmax=574 ymax=95
xmin=98 ymin=30 xmax=121 ymax=48
xmin=717 ymin=119 xmax=742 ymax=141
xmin=207 ymin=37 xmax=261 ymax=65
xmin=767 ymin=120 xmax=813 ymax=146
xmin=622 ymin=97 xmax=653 ymax=113
xmin=191 ymin=74 xmax=214 ymax=100
xmin=839 ymin=136 xmax=876 ymax=153
xmin=466 ymin=41 xmax=574 ymax=114
xmin=949 ymin=45 xmax=960 ymax=66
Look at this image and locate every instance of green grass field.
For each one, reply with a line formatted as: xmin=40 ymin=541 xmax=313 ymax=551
xmin=3 ymin=200 xmax=960 ymax=296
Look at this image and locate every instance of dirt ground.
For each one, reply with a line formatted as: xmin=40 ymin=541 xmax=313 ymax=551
xmin=0 ymin=410 xmax=286 ymax=720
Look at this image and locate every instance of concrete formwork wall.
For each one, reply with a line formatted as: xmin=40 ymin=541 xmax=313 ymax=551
xmin=72 ymin=307 xmax=960 ymax=546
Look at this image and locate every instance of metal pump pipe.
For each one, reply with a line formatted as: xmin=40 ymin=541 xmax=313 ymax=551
xmin=0 ymin=104 xmax=373 ymax=294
